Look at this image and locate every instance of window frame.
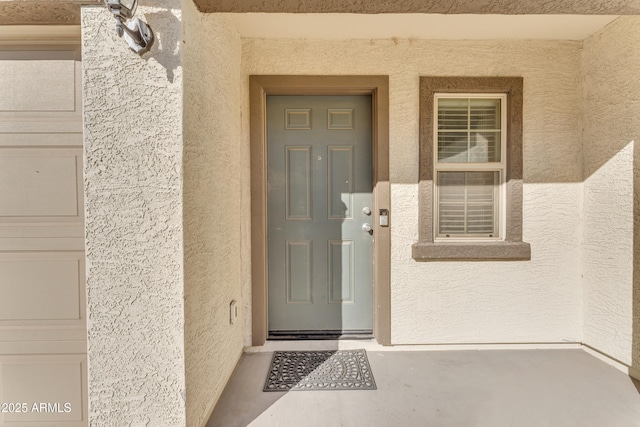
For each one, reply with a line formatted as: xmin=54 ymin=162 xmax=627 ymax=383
xmin=412 ymin=77 xmax=531 ymax=261
xmin=433 ymin=93 xmax=507 ymax=241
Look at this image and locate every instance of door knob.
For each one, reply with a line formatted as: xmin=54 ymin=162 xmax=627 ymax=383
xmin=362 ymin=223 xmax=373 ymax=235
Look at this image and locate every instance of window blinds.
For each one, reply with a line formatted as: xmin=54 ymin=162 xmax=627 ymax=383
xmin=437 ymin=98 xmax=501 ymax=163
xmin=438 ymin=171 xmax=497 ymax=236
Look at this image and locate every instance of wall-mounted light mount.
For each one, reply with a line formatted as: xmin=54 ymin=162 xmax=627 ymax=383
xmin=104 ymin=0 xmax=154 ymax=56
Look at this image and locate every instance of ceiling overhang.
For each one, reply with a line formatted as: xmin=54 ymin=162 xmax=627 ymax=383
xmin=0 ymin=0 xmax=637 ymax=27
xmin=230 ymin=14 xmax=620 ymax=41
xmin=194 ymin=0 xmax=640 ymax=15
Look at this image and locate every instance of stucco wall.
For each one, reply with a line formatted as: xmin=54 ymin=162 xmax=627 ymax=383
xmin=582 ymin=16 xmax=640 ymax=368
xmin=182 ymin=3 xmax=244 ymax=426
xmin=82 ymin=3 xmax=186 ymax=426
xmin=242 ymin=39 xmax=584 ymax=345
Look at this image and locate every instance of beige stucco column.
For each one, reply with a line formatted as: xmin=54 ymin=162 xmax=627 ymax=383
xmin=82 ymin=2 xmax=186 ymax=425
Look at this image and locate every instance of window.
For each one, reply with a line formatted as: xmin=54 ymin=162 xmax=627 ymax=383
xmin=413 ymin=77 xmax=530 ymax=261
xmin=435 ymin=95 xmax=506 ymax=240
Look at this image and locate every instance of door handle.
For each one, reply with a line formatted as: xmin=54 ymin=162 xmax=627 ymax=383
xmin=362 ymin=223 xmax=373 ymax=235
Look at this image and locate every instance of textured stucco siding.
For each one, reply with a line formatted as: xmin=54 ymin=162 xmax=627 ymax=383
xmin=582 ymin=16 xmax=640 ymax=367
xmin=82 ymin=3 xmax=186 ymax=426
xmin=183 ymin=4 xmax=244 ymax=426
xmin=242 ymin=39 xmax=584 ymax=345
xmin=0 ymin=1 xmax=100 ymax=25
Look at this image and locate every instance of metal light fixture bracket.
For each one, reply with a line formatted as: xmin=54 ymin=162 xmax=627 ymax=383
xmin=104 ymin=0 xmax=154 ymax=56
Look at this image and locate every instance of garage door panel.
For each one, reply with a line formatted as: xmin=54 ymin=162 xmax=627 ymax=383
xmin=0 ymin=60 xmax=75 ymax=112
xmin=0 ymin=238 xmax=84 ymax=251
xmin=0 ymin=355 xmax=85 ymax=424
xmin=0 ymin=327 xmax=86 ymax=345
xmin=0 ymin=256 xmax=82 ymax=321
xmin=0 ymin=50 xmax=79 ymax=114
xmin=0 ymin=149 xmax=81 ymax=218
xmin=0 ymin=133 xmax=83 ymax=147
xmin=0 ymin=50 xmax=78 ymax=62
xmin=0 ymin=225 xmax=83 ymax=238
xmin=0 ymin=153 xmax=79 ymax=217
xmin=0 ymin=340 xmax=86 ymax=355
xmin=0 ymin=251 xmax=86 ymax=339
xmin=0 ymin=121 xmax=82 ymax=134
xmin=0 ymin=53 xmax=81 ymax=134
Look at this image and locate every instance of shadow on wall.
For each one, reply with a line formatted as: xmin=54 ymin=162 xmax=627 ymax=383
xmin=141 ymin=1 xmax=181 ymax=83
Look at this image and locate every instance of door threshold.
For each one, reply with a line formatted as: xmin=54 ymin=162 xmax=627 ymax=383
xmin=268 ymin=330 xmax=374 ymax=341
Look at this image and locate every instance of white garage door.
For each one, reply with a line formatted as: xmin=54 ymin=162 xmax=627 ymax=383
xmin=0 ymin=35 xmax=87 ymax=426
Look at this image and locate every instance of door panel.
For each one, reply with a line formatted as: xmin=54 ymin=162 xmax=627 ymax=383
xmin=267 ymin=95 xmax=373 ymax=334
xmin=285 ymin=146 xmax=312 ymax=219
xmin=286 ymin=240 xmax=312 ymax=304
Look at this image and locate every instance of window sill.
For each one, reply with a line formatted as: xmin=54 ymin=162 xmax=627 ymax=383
xmin=412 ymin=241 xmax=531 ymax=261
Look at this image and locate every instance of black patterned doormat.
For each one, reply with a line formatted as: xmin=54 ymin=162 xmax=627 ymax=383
xmin=263 ymin=349 xmax=376 ymax=391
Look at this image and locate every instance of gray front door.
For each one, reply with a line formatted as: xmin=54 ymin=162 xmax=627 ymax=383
xmin=267 ymin=95 xmax=373 ymax=335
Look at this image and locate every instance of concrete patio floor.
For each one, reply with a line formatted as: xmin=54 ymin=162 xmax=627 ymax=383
xmin=206 ymin=345 xmax=640 ymax=427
